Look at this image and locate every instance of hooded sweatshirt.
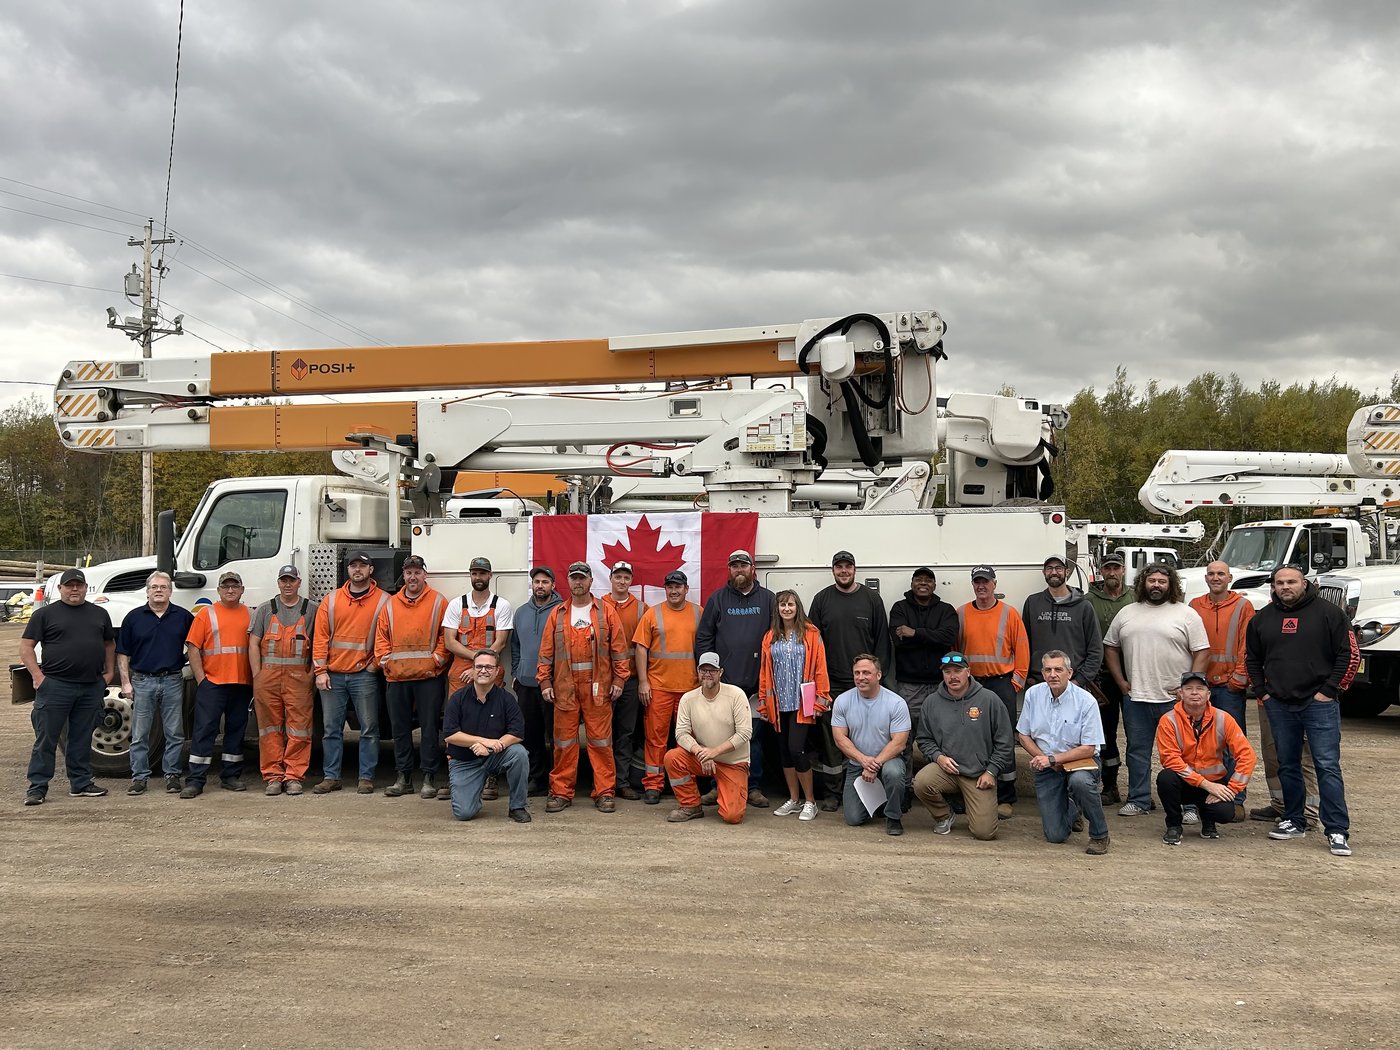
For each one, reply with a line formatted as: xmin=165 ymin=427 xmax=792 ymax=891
xmin=915 ymin=678 xmax=1016 ymax=778
xmin=1022 ymin=587 xmax=1103 ymax=686
xmin=510 ymin=590 xmax=564 ymax=688
xmin=695 ymin=581 xmax=775 ymax=696
xmin=888 ymin=590 xmax=960 ymax=683
xmin=1245 ymin=581 xmax=1354 ymax=704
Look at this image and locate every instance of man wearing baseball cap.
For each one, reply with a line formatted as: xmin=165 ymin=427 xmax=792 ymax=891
xmin=20 ymin=567 xmax=115 ymax=806
xmin=1086 ymin=552 xmax=1133 ymax=804
xmin=1156 ymin=670 xmax=1256 ymax=845
xmin=602 ymin=561 xmax=644 ymax=799
xmin=956 ymin=565 xmax=1029 ymax=818
xmin=509 ymin=566 xmax=563 ymax=795
xmin=633 ymin=569 xmax=702 ymax=804
xmin=249 ymin=565 xmax=320 ymax=796
xmin=1022 ymin=555 xmax=1103 ymax=692
xmin=442 ymin=555 xmax=514 ymax=802
xmin=662 ymin=651 xmax=753 ymax=823
xmin=537 ymin=561 xmax=630 ymax=813
xmin=181 ymin=571 xmax=254 ymax=798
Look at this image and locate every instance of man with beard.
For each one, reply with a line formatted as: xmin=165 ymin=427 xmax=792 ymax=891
xmin=509 ymin=567 xmax=563 ymax=796
xmin=1022 ymin=555 xmax=1103 ymax=690
xmin=1247 ymin=565 xmax=1356 ymax=857
xmin=808 ymin=551 xmax=893 ymax=811
xmin=1103 ymin=563 xmax=1209 ymax=817
xmin=1086 ymin=553 xmax=1133 ymax=804
xmin=696 ymin=550 xmax=775 ymax=808
xmin=442 ymin=556 xmax=514 ymax=801
xmin=634 ymin=571 xmax=701 ymax=806
xmin=888 ymin=566 xmax=959 ymax=803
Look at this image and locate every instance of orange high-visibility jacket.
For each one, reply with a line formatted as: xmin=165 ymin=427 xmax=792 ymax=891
xmin=538 ymin=600 xmax=629 ymax=709
xmin=957 ymin=600 xmax=1030 ymax=690
xmin=186 ymin=602 xmax=253 ymax=685
xmin=1189 ymin=592 xmax=1254 ymax=691
xmin=312 ymin=580 xmax=389 ymax=675
xmin=603 ymin=592 xmax=642 ymax=673
xmin=757 ymin=622 xmax=832 ymax=727
xmin=1156 ymin=700 xmax=1256 ymax=792
xmin=633 ymin=601 xmax=702 ymax=695
xmin=374 ymin=587 xmax=449 ymax=682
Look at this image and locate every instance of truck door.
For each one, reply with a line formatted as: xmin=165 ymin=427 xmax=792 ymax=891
xmin=1302 ymin=525 xmax=1351 ymax=573
xmin=179 ymin=487 xmax=291 ymax=608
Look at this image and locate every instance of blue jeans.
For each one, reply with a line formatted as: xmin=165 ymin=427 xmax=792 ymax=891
xmin=27 ymin=677 xmax=104 ymax=793
xmin=1033 ymin=767 xmax=1109 ymax=841
xmin=1209 ymin=684 xmax=1248 ymax=802
xmin=1264 ymin=697 xmax=1349 ymax=836
xmin=130 ymin=674 xmax=185 ymax=780
xmin=320 ymin=671 xmax=381 ymax=782
xmin=448 ymin=744 xmax=529 ymax=820
xmin=1122 ymin=698 xmax=1175 ymax=809
xmin=842 ymin=757 xmax=907 ymax=826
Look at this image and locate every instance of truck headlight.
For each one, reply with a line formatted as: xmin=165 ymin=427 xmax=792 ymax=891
xmin=1357 ymin=620 xmax=1400 ymax=647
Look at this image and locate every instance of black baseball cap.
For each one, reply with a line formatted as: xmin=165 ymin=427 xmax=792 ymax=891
xmin=664 ymin=571 xmax=687 ymax=585
xmin=831 ymin=550 xmax=856 ymax=566
xmin=276 ymin=564 xmax=300 ymax=580
xmin=1100 ymin=552 xmax=1125 ymax=567
xmin=970 ymin=565 xmax=996 ymax=580
xmin=1179 ymin=670 xmax=1209 ymax=687
xmin=912 ymin=566 xmax=935 ymax=579
xmin=59 ymin=568 xmax=86 ymax=586
xmin=531 ymin=566 xmax=555 ymax=581
xmin=941 ymin=652 xmax=968 ymax=667
xmin=347 ymin=550 xmax=373 ymax=565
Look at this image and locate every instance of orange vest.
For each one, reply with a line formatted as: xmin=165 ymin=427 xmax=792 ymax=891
xmin=375 ymin=587 xmax=449 ymax=682
xmin=1189 ymin=593 xmax=1254 ymax=690
xmin=957 ymin=600 xmax=1030 ymax=690
xmin=448 ymin=594 xmax=505 ymax=686
xmin=634 ymin=601 xmax=701 ymax=694
xmin=603 ymin=592 xmax=642 ymax=673
xmin=538 ymin=600 xmax=629 ymax=710
xmin=254 ymin=598 xmax=312 ymax=697
xmin=313 ymin=581 xmax=389 ymax=675
xmin=1156 ymin=701 xmax=1256 ymax=790
xmin=187 ymin=602 xmax=252 ymax=685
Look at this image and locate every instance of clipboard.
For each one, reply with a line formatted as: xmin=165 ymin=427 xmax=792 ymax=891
xmin=800 ymin=681 xmax=817 ymax=718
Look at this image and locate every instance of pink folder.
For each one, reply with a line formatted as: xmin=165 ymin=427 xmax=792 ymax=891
xmin=800 ymin=681 xmax=817 ymax=718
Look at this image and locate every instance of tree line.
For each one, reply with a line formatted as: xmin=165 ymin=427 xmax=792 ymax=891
xmin=2 ymin=370 xmax=1397 ymax=561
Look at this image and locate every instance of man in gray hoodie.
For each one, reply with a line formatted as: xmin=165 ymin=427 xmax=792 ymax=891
xmin=1022 ymin=555 xmax=1103 ymax=689
xmin=509 ymin=567 xmax=564 ymax=795
xmin=911 ymin=651 xmax=1015 ymax=840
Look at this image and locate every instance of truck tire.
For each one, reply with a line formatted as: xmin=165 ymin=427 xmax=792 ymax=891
xmin=1340 ymin=684 xmax=1394 ymax=718
xmin=56 ymin=687 xmax=142 ymax=778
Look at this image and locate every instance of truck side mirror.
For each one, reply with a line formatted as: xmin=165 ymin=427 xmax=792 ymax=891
xmin=1311 ymin=550 xmax=1332 ymax=572
xmin=173 ymin=571 xmax=207 ymax=589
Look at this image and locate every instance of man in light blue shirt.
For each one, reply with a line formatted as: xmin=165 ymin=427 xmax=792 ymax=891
xmin=832 ymin=653 xmax=911 ymax=836
xmin=1016 ymin=649 xmax=1111 ymax=855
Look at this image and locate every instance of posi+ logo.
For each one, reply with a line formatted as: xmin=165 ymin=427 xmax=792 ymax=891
xmin=289 ymin=358 xmax=356 ymax=381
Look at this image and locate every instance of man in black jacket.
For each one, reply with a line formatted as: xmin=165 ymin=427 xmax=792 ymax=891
xmin=1245 ymin=565 xmax=1356 ymax=857
xmin=888 ymin=567 xmax=959 ymax=801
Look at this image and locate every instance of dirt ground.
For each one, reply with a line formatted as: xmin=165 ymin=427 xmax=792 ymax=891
xmin=2 ymin=622 xmax=1397 ymax=1050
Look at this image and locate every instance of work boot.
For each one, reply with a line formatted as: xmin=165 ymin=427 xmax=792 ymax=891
xmin=595 ymin=795 xmax=616 ymax=813
xmin=747 ymin=788 xmax=769 ymax=808
xmin=436 ymin=786 xmax=451 ymax=800
xmin=997 ymin=803 xmax=1014 ymax=820
xmin=1250 ymin=802 xmax=1283 ymax=822
xmin=179 ymin=783 xmax=203 ymax=799
xmin=356 ymin=779 xmax=374 ymax=794
xmin=284 ymin=780 xmax=304 ymax=796
xmin=508 ymin=808 xmax=533 ymax=823
xmin=481 ymin=776 xmax=499 ymax=801
xmin=312 ymin=778 xmax=341 ymax=794
xmin=127 ymin=779 xmax=147 ymax=796
xmin=667 ymin=805 xmax=705 ymax=822
xmin=265 ymin=781 xmax=283 ymax=797
xmin=1100 ymin=782 xmax=1121 ymax=806
xmin=642 ymin=789 xmax=662 ymax=805
xmin=419 ymin=774 xmax=437 ymax=799
xmin=1071 ymin=814 xmax=1085 ymax=833
xmin=545 ymin=795 xmax=571 ymax=813
xmin=700 ymin=787 xmax=719 ymax=806
xmin=384 ymin=772 xmax=412 ymax=797
xmin=1085 ymin=835 xmax=1111 ymax=856
xmin=220 ymin=777 xmax=246 ymax=792
xmin=616 ymin=784 xmax=641 ymax=801
xmin=886 ymin=817 xmax=904 ymax=837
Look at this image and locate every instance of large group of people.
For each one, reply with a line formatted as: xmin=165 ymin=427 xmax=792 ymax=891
xmin=18 ymin=548 xmax=1358 ymax=857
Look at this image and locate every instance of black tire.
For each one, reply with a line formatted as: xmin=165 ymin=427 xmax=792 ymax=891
xmin=57 ymin=687 xmax=142 ymax=778
xmin=1340 ymin=684 xmax=1395 ymax=719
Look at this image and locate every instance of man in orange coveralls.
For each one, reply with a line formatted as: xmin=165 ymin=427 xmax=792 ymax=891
xmin=249 ymin=565 xmax=319 ymax=797
xmin=538 ymin=561 xmax=629 ymax=814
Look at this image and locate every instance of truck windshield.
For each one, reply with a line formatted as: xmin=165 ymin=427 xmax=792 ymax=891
xmin=1219 ymin=526 xmax=1295 ymax=571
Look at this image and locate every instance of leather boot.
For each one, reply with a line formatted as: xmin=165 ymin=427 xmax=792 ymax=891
xmin=384 ymin=771 xmax=412 ymax=797
xmin=419 ymin=773 xmax=437 ymax=799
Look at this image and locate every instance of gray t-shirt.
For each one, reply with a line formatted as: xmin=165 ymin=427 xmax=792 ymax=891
xmin=832 ymin=685 xmax=912 ymax=764
xmin=1103 ymin=601 xmax=1208 ymax=703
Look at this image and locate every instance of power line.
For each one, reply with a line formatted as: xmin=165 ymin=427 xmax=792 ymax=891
xmin=0 ymin=203 xmax=130 ymax=238
xmin=0 ymin=379 xmax=51 ymax=386
xmin=176 ymin=258 xmax=356 ymax=346
xmin=160 ymin=302 xmax=266 ymax=350
xmin=0 ymin=174 xmax=150 ymax=220
xmin=159 ymin=0 xmax=185 ymax=262
xmin=0 ymin=272 xmax=120 ymax=295
xmin=0 ymin=187 xmax=144 ymax=229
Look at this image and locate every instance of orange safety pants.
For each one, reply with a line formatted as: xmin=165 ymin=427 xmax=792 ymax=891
xmin=549 ymin=699 xmax=616 ymax=800
xmin=664 ymin=748 xmax=748 ymax=824
xmin=253 ymin=667 xmax=315 ymax=782
xmin=641 ymin=688 xmax=685 ymax=792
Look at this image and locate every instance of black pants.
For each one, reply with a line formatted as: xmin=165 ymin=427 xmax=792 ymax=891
xmin=1156 ymin=769 xmax=1238 ymax=828
xmin=514 ymin=682 xmax=550 ymax=788
xmin=975 ymin=673 xmax=1019 ymax=805
xmin=778 ymin=710 xmax=811 ymax=772
xmin=386 ymin=675 xmax=445 ymax=775
xmin=1097 ymin=673 xmax=1123 ymax=778
xmin=611 ymin=677 xmax=641 ymax=789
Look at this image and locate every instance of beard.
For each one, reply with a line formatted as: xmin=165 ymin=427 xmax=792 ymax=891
xmin=1146 ymin=589 xmax=1168 ymax=605
xmin=472 ymin=579 xmax=490 ymax=592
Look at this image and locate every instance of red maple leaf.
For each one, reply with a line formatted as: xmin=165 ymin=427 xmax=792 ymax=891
xmin=601 ymin=516 xmax=686 ymax=592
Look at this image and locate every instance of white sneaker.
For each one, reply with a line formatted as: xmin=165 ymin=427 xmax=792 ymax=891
xmin=1118 ymin=801 xmax=1151 ymax=816
xmin=798 ymin=801 xmax=818 ymax=821
xmin=773 ymin=798 xmax=801 ymax=817
xmin=1182 ymin=805 xmax=1200 ymax=825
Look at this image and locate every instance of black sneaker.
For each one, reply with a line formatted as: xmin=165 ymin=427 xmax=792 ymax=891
xmin=127 ymin=779 xmax=148 ymax=796
xmin=165 ymin=774 xmax=183 ymax=794
xmin=1163 ymin=825 xmax=1183 ymax=846
xmin=1328 ymin=832 xmax=1352 ymax=857
xmin=886 ymin=817 xmax=904 ymax=837
xmin=69 ymin=783 xmax=109 ymax=798
xmin=508 ymin=808 xmax=533 ymax=823
xmin=24 ymin=790 xmax=45 ymax=807
xmin=1269 ymin=819 xmax=1307 ymax=840
xmin=1199 ymin=823 xmax=1220 ymax=840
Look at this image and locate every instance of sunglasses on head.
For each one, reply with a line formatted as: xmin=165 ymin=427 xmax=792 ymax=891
xmin=941 ymin=655 xmax=967 ymax=666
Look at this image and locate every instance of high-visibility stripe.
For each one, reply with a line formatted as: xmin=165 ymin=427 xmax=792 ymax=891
xmin=326 ymin=590 xmax=388 ymax=653
xmin=287 ymin=727 xmax=312 ymax=738
xmin=1165 ymin=710 xmax=1228 ymax=778
xmin=189 ymin=755 xmax=212 ymax=766
xmin=259 ymin=725 xmax=285 ymax=737
xmin=670 ymin=774 xmax=693 ymax=786
xmin=553 ymin=736 xmax=575 ymax=749
xmin=384 ymin=593 xmax=446 ymax=663
xmin=206 ymin=607 xmax=248 ymax=658
xmin=587 ymin=736 xmax=612 ymax=748
xmin=653 ymin=603 xmax=701 ymax=661
xmin=569 ymin=661 xmax=594 ymax=671
xmin=220 ymin=752 xmax=244 ymax=763
xmin=958 ymin=602 xmax=1010 ymax=672
xmin=645 ymin=763 xmax=663 ymax=774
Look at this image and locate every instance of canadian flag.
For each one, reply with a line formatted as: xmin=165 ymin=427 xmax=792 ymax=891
xmin=530 ymin=512 xmax=758 ymax=603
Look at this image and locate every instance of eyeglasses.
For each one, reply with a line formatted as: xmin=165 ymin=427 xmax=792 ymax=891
xmin=473 ymin=664 xmax=497 ymax=671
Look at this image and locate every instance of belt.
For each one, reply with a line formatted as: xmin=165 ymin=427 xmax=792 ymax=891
xmin=132 ymin=669 xmax=184 ymax=678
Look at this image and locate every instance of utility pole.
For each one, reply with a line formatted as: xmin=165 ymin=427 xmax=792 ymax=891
xmin=109 ymin=220 xmax=177 ymax=556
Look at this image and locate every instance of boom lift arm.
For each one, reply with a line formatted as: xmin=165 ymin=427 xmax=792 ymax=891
xmin=1139 ymin=450 xmax=1400 ymax=516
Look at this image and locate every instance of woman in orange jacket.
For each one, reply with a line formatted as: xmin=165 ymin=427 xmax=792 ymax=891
xmin=757 ymin=590 xmax=831 ymax=821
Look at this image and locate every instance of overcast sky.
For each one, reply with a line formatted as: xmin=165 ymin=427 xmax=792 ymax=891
xmin=2 ymin=1 xmax=1397 ymax=422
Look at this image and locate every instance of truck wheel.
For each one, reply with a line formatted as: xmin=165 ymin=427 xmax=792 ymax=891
xmin=1340 ymin=684 xmax=1394 ymax=718
xmin=57 ymin=688 xmax=140 ymax=778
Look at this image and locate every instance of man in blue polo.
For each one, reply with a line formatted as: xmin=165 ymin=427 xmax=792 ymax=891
xmin=117 ymin=571 xmax=196 ymax=796
xmin=442 ymin=649 xmax=531 ymax=823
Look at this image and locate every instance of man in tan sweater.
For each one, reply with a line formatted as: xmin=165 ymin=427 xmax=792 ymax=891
xmin=662 ymin=651 xmax=753 ymax=824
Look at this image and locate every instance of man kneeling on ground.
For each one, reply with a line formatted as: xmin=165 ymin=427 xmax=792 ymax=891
xmin=912 ymin=652 xmax=1014 ymax=840
xmin=833 ymin=654 xmax=911 ymax=836
xmin=1016 ymin=650 xmax=1111 ymax=855
xmin=663 ymin=652 xmax=753 ymax=824
xmin=442 ymin=650 xmax=531 ymax=823
xmin=1157 ymin=670 xmax=1256 ymax=845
